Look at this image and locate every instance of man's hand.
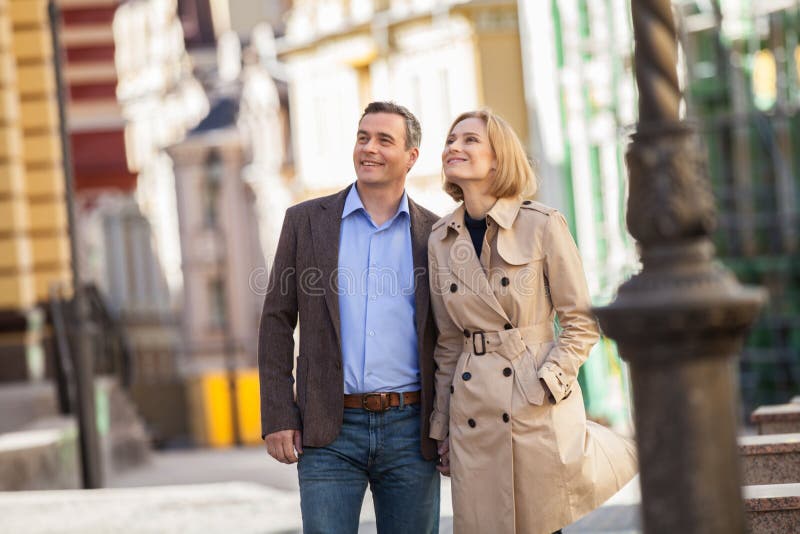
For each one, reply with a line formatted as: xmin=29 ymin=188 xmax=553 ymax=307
xmin=437 ymin=437 xmax=450 ymax=476
xmin=265 ymin=429 xmax=303 ymax=464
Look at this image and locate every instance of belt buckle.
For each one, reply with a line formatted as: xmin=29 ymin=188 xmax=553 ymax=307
xmin=473 ymin=331 xmax=486 ymax=355
xmin=362 ymin=392 xmax=389 ymax=412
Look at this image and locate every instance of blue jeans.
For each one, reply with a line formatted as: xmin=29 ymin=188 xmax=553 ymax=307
xmin=297 ymin=404 xmax=440 ymax=534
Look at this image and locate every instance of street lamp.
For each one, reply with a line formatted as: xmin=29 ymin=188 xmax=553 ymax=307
xmin=594 ymin=1 xmax=766 ymax=533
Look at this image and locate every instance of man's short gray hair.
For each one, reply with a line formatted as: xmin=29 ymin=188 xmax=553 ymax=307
xmin=360 ymin=101 xmax=421 ymax=150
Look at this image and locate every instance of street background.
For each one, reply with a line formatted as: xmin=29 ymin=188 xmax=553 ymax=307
xmin=0 ymin=0 xmax=797 ymax=531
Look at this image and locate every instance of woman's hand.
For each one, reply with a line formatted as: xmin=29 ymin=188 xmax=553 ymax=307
xmin=437 ymin=437 xmax=451 ymax=476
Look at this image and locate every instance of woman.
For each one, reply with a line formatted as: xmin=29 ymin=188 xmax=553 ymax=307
xmin=428 ymin=110 xmax=638 ymax=534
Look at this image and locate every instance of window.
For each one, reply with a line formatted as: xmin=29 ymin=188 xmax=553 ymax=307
xmin=208 ymin=276 xmax=226 ymax=329
xmin=203 ymin=150 xmax=223 ymax=228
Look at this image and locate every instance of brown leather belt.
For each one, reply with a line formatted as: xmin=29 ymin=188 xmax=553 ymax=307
xmin=343 ymin=391 xmax=421 ymax=412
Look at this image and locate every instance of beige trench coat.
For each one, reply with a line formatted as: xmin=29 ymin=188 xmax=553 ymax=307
xmin=428 ymin=196 xmax=638 ymax=534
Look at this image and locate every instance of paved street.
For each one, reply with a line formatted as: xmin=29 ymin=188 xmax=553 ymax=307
xmin=0 ymin=446 xmax=641 ymax=533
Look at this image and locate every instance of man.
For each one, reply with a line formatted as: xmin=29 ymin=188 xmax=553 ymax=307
xmin=258 ymin=101 xmax=441 ymax=533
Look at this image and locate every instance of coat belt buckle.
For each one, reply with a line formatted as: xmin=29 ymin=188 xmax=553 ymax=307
xmin=473 ymin=331 xmax=486 ymax=355
xmin=362 ymin=392 xmax=389 ymax=412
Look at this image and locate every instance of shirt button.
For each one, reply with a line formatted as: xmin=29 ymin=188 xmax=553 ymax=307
xmin=502 ymin=413 xmax=510 ymax=423
xmin=503 ymin=367 xmax=512 ymax=377
xmin=462 ymin=372 xmax=472 ymax=381
xmin=450 ymin=283 xmax=458 ymax=293
xmin=370 ymin=295 xmax=377 ymax=301
xmin=463 ymin=329 xmax=470 ymax=338
xmin=523 ymin=200 xmax=532 ymax=205
xmin=504 ymin=323 xmax=512 ymax=330
xmin=369 ymin=330 xmax=375 ymax=337
xmin=468 ymin=418 xmax=476 ymax=428
xmin=500 ymin=277 xmax=510 ymax=286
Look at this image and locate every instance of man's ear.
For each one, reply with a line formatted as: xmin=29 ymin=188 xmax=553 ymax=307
xmin=406 ymin=147 xmax=420 ymax=172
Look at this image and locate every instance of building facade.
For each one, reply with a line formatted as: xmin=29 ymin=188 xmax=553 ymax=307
xmin=519 ymin=0 xmax=638 ymax=426
xmin=0 ymin=0 xmax=74 ymax=384
xmin=678 ymin=0 xmax=800 ymax=415
xmin=279 ymin=0 xmax=527 ymax=215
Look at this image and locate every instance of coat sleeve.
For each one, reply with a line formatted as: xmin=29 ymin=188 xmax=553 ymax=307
xmin=428 ymin=240 xmax=463 ymax=441
xmin=537 ymin=211 xmax=600 ymax=403
xmin=258 ymin=207 xmax=301 ymax=438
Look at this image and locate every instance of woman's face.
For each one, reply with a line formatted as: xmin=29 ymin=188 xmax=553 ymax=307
xmin=442 ymin=117 xmax=497 ymax=186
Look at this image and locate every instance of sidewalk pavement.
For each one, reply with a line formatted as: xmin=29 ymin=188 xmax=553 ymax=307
xmin=0 ymin=446 xmax=641 ymax=533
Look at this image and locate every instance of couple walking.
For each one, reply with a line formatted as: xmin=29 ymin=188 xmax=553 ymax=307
xmin=258 ymin=101 xmax=638 ymax=534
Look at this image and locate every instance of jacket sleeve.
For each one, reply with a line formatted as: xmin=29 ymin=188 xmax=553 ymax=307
xmin=537 ymin=211 xmax=600 ymax=403
xmin=428 ymin=240 xmax=463 ymax=441
xmin=258 ymin=207 xmax=301 ymax=438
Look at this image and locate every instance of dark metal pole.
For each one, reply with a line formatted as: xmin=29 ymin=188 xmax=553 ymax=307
xmin=594 ymin=1 xmax=765 ymax=532
xmin=48 ymin=0 xmax=103 ymax=488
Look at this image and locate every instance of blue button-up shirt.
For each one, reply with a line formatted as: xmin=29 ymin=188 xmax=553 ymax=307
xmin=338 ymin=183 xmax=420 ymax=394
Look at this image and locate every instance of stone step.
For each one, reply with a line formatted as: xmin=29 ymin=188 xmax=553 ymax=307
xmin=0 ymin=381 xmax=58 ymax=433
xmin=739 ymin=433 xmax=800 ymax=485
xmin=751 ymin=404 xmax=800 ymax=435
xmin=0 ymin=416 xmax=80 ymax=491
xmin=744 ymin=483 xmax=800 ymax=534
xmin=95 ymin=377 xmax=151 ymax=475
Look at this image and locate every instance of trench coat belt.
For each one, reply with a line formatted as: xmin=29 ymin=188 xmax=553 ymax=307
xmin=462 ymin=323 xmax=555 ymax=361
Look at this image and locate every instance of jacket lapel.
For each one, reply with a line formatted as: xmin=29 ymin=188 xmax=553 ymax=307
xmin=309 ymin=186 xmax=351 ymax=348
xmin=408 ymin=199 xmax=431 ymax=343
xmin=446 ymin=208 xmax=511 ymax=322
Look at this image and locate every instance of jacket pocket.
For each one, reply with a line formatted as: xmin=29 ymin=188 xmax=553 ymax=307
xmin=511 ymin=346 xmax=546 ymax=406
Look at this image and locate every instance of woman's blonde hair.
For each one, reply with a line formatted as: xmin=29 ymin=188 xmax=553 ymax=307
xmin=443 ymin=109 xmax=537 ymax=202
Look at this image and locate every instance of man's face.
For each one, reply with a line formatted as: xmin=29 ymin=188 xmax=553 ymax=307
xmin=353 ymin=112 xmax=419 ymax=187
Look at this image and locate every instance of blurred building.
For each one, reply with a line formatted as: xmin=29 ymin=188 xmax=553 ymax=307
xmin=165 ymin=26 xmax=289 ymax=446
xmin=108 ymin=0 xmax=208 ymax=445
xmin=62 ymin=0 xmax=133 ymax=192
xmin=519 ymin=0 xmax=638 ymax=425
xmin=0 ymin=0 xmax=151 ymax=488
xmin=0 ymin=0 xmax=71 ymax=382
xmin=678 ymin=0 xmax=800 ymax=414
xmin=108 ymin=0 xmax=293 ymax=446
xmin=278 ymin=0 xmax=526 ymax=214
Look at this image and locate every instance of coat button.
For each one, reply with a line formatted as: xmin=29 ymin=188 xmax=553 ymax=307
xmin=523 ymin=200 xmax=532 ymax=205
xmin=450 ymin=283 xmax=458 ymax=293
xmin=468 ymin=418 xmax=476 ymax=428
xmin=502 ymin=413 xmax=510 ymax=423
xmin=462 ymin=372 xmax=472 ymax=381
xmin=504 ymin=323 xmax=512 ymax=330
xmin=503 ymin=367 xmax=512 ymax=377
xmin=450 ymin=385 xmax=454 ymax=394
xmin=463 ymin=329 xmax=470 ymax=338
xmin=500 ymin=277 xmax=510 ymax=286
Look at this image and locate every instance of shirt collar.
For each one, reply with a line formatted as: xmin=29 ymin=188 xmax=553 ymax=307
xmin=341 ymin=182 xmax=410 ymax=222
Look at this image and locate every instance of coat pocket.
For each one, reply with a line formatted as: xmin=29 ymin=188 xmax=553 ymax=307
xmin=511 ymin=346 xmax=546 ymax=406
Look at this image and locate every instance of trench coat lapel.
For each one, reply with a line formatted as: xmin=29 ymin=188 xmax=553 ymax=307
xmin=445 ymin=207 xmax=510 ymax=322
xmin=309 ymin=186 xmax=351 ymax=349
xmin=408 ymin=199 xmax=431 ymax=345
